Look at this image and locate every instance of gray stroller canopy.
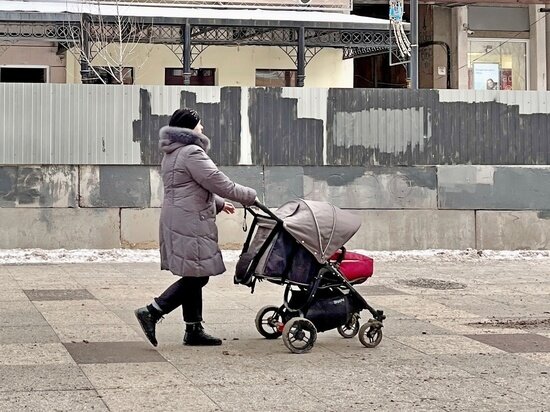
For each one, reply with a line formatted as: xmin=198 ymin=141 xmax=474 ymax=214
xmin=274 ymin=199 xmax=362 ymax=264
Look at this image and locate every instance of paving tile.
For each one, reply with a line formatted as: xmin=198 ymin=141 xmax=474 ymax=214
xmin=97 ymin=386 xmax=219 ymax=412
xmin=0 ymin=302 xmax=47 ymax=327
xmin=398 ymin=377 xmax=541 ymax=412
xmin=171 ymin=355 xmax=286 ymax=386
xmin=202 ymin=383 xmax=326 ymax=412
xmin=317 ymin=335 xmax=430 ymax=360
xmin=0 ymin=278 xmax=21 ymax=288
xmin=101 ymin=299 xmax=159 ymax=312
xmin=0 ymin=343 xmax=75 ymax=365
xmin=520 ymin=352 xmax=550 ymax=366
xmin=429 ymin=295 xmax=538 ymax=319
xmin=7 ymin=266 xmax=71 ymax=278
xmin=426 ymin=319 xmax=525 ymax=335
xmin=0 ymin=365 xmax=93 ymax=392
xmin=23 ymin=289 xmax=96 ymax=301
xmin=393 ymin=335 xmax=505 ymax=355
xmin=52 ymin=323 xmax=143 ymax=343
xmin=325 ymin=397 xmax=443 ymax=412
xmin=384 ymin=358 xmax=474 ymax=381
xmin=488 ymin=374 xmax=550 ymax=408
xmin=33 ymin=299 xmax=106 ymax=312
xmin=367 ymin=295 xmax=479 ymax=320
xmin=0 ymin=289 xmax=29 ymax=302
xmin=292 ymin=372 xmax=443 ymax=411
xmin=15 ymin=281 xmax=84 ymax=290
xmin=465 ymin=333 xmax=550 ymax=353
xmin=63 ymin=341 xmax=167 ymax=364
xmin=0 ymin=326 xmax=60 ymax=344
xmin=87 ymin=287 xmax=157 ymax=301
xmin=81 ymin=362 xmax=187 ymax=389
xmin=40 ymin=309 xmax=126 ymax=327
xmin=0 ymin=390 xmax=108 ymax=412
xmin=510 ymin=282 xmax=550 ymax=295
xmin=382 ymin=318 xmax=454 ymax=337
xmin=356 ymin=284 xmax=409 ymax=295
xmin=435 ymin=353 xmax=550 ymax=378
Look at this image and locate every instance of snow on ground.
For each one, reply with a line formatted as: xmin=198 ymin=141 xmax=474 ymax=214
xmin=0 ymin=248 xmax=549 ymax=265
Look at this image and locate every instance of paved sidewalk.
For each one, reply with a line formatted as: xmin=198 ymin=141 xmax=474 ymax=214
xmin=1 ymin=257 xmax=550 ymax=411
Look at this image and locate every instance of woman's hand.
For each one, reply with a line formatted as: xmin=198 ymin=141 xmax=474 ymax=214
xmin=223 ymin=202 xmax=236 ymax=214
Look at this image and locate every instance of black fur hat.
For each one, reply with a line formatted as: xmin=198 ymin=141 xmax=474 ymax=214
xmin=169 ymin=108 xmax=200 ymax=130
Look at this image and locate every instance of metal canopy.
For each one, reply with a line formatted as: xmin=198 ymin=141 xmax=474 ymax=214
xmin=0 ymin=4 xmax=401 ymax=86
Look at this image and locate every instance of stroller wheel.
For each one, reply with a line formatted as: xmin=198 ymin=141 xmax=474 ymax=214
xmin=359 ymin=320 xmax=383 ymax=348
xmin=255 ymin=305 xmax=283 ymax=339
xmin=282 ymin=317 xmax=317 ymax=354
xmin=337 ymin=313 xmax=360 ymax=339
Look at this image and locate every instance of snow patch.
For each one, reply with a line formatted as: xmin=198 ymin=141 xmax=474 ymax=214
xmin=0 ymin=248 xmax=550 ymax=265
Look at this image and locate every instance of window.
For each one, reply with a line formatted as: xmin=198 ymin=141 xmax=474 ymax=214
xmin=165 ymin=68 xmax=216 ymax=86
xmin=90 ymin=67 xmax=134 ymax=85
xmin=467 ymin=40 xmax=527 ymax=90
xmin=0 ymin=66 xmax=47 ymax=83
xmin=256 ymin=69 xmax=297 ymax=87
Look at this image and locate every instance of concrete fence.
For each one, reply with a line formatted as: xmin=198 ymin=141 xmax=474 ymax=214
xmin=1 ymin=164 xmax=549 ymax=250
xmin=2 ymin=84 xmax=550 ymax=250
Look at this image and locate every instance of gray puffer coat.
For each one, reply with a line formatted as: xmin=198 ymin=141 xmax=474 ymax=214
xmin=158 ymin=126 xmax=257 ymax=277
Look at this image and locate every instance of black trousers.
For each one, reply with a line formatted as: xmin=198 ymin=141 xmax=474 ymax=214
xmin=154 ymin=276 xmax=209 ymax=323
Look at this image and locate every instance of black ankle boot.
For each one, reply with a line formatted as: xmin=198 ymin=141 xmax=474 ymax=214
xmin=184 ymin=323 xmax=222 ymax=346
xmin=135 ymin=306 xmax=162 ymax=347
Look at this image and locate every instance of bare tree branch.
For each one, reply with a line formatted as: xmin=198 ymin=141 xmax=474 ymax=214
xmin=63 ymin=0 xmax=155 ymax=84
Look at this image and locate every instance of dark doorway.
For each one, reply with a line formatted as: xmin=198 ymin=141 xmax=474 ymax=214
xmin=354 ymin=54 xmax=408 ymax=88
xmin=353 ymin=4 xmax=408 ymax=88
xmin=0 ymin=67 xmax=47 ymax=83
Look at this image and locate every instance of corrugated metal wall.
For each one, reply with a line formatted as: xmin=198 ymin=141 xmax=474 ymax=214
xmin=1 ymin=84 xmax=549 ymax=166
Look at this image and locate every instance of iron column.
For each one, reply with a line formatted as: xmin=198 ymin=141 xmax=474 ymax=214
xmin=297 ymin=26 xmax=306 ymax=87
xmin=410 ymin=0 xmax=419 ymax=89
xmin=183 ymin=22 xmax=192 ymax=86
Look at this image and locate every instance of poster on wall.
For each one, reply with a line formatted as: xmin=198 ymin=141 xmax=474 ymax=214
xmin=500 ymin=69 xmax=513 ymax=90
xmin=473 ymin=63 xmax=500 ymax=90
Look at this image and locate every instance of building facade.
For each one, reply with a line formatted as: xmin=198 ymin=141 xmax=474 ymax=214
xmin=0 ymin=0 xmax=395 ymax=88
xmin=422 ymin=1 xmax=547 ymax=91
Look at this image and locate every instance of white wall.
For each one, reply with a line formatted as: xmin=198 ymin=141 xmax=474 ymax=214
xmin=65 ymin=44 xmax=353 ymax=87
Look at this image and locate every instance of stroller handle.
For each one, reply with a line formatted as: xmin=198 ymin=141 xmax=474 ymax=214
xmin=248 ymin=200 xmax=283 ymax=223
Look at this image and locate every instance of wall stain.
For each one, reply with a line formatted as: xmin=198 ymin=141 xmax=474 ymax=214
xmin=249 ymin=88 xmax=323 ymax=166
xmin=132 ymin=88 xmax=241 ymax=166
xmin=132 ymin=89 xmax=171 ymax=165
xmin=327 ymin=89 xmax=550 ymax=166
xmin=303 ymin=167 xmax=366 ymax=186
xmin=180 ymin=89 xmax=241 ymax=166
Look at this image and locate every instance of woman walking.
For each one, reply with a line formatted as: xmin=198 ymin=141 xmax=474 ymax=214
xmin=135 ymin=108 xmax=257 ymax=346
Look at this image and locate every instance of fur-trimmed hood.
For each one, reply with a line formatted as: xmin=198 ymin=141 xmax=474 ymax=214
xmin=159 ymin=126 xmax=211 ymax=154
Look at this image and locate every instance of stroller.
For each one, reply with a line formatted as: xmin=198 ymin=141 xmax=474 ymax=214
xmin=234 ymin=199 xmax=385 ymax=354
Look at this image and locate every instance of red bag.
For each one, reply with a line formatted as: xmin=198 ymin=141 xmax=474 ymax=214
xmin=330 ymin=250 xmax=374 ymax=283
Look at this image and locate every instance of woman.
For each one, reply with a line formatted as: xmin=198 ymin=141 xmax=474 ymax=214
xmin=135 ymin=108 xmax=257 ymax=347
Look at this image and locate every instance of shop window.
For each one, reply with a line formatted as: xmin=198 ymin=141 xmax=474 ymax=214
xmin=90 ymin=67 xmax=134 ymax=85
xmin=467 ymin=40 xmax=527 ymax=91
xmin=0 ymin=66 xmax=47 ymax=83
xmin=165 ymin=68 xmax=216 ymax=86
xmin=256 ymin=69 xmax=297 ymax=87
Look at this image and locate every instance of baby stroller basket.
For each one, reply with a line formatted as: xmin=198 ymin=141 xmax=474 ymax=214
xmin=235 ymin=215 xmax=321 ymax=286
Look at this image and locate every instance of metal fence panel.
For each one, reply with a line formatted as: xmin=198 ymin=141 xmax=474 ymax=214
xmin=1 ymin=84 xmax=550 ymax=166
